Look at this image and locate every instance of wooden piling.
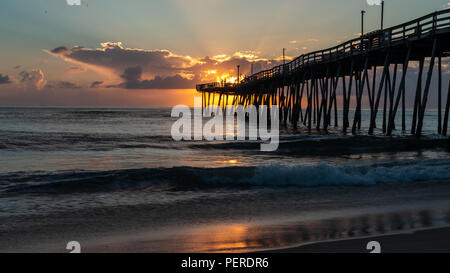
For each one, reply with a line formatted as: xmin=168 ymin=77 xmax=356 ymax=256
xmin=416 ymin=39 xmax=437 ymax=138
xmin=443 ymin=80 xmax=450 ymax=136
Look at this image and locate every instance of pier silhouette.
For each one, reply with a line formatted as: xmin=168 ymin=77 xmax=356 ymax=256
xmin=197 ymin=10 xmax=450 ymax=138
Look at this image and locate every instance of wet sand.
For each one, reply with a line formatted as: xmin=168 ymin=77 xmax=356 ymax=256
xmin=78 ymin=224 xmax=450 ymax=253
xmin=263 ymin=226 xmax=450 ymax=253
xmin=2 ymin=180 xmax=450 ymax=253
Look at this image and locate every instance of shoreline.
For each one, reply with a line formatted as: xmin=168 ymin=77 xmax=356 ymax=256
xmin=73 ymin=222 xmax=450 ymax=253
xmin=259 ymin=226 xmax=450 ymax=253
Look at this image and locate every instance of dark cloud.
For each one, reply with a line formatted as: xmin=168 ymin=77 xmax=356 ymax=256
xmin=65 ymin=66 xmax=87 ymax=74
xmin=46 ymin=81 xmax=81 ymax=89
xmin=121 ymin=66 xmax=142 ymax=82
xmin=90 ymin=81 xmax=104 ymax=88
xmin=109 ymin=66 xmax=195 ymax=89
xmin=51 ymin=46 xmax=71 ymax=54
xmin=0 ymin=74 xmax=12 ymax=84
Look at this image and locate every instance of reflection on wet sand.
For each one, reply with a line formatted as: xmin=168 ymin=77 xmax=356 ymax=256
xmin=105 ymin=207 xmax=450 ymax=253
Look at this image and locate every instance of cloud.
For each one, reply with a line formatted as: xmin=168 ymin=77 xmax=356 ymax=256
xmin=121 ymin=66 xmax=142 ymax=82
xmin=51 ymin=46 xmax=72 ymax=54
xmin=65 ymin=66 xmax=87 ymax=74
xmin=48 ymin=42 xmax=196 ymax=79
xmin=108 ymin=66 xmax=195 ymax=89
xmin=47 ymin=42 xmax=284 ymax=89
xmin=19 ymin=69 xmax=47 ymax=90
xmin=14 ymin=68 xmax=85 ymax=90
xmin=90 ymin=81 xmax=104 ymax=88
xmin=0 ymin=74 xmax=12 ymax=84
xmin=46 ymin=81 xmax=81 ymax=89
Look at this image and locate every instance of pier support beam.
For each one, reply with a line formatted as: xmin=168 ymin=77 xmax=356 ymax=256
xmin=369 ymin=52 xmax=390 ymax=135
xmin=416 ymin=39 xmax=438 ymax=138
xmin=438 ymin=55 xmax=442 ymax=135
xmin=388 ymin=46 xmax=411 ymax=136
xmin=411 ymin=57 xmax=425 ymax=135
xmin=443 ymin=80 xmax=450 ymax=136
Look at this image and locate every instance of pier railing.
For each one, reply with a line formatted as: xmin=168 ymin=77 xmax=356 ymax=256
xmin=196 ymin=9 xmax=450 ymax=91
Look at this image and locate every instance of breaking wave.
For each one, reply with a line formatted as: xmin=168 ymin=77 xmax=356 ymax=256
xmin=1 ymin=158 xmax=450 ymax=195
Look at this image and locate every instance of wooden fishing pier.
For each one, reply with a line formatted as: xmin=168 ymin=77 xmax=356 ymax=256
xmin=197 ymin=9 xmax=450 ymax=138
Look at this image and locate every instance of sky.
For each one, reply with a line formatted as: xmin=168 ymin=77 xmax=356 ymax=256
xmin=0 ymin=0 xmax=449 ymax=107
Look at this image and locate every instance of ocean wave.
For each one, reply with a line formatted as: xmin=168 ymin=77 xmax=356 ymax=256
xmin=246 ymin=160 xmax=450 ymax=187
xmin=0 ymin=131 xmax=175 ymax=151
xmin=1 ymin=129 xmax=447 ymax=154
xmin=1 ymin=159 xmax=450 ymax=195
xmin=190 ymin=135 xmax=448 ymax=155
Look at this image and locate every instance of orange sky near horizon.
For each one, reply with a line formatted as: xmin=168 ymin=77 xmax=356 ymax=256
xmin=0 ymin=88 xmax=200 ymax=108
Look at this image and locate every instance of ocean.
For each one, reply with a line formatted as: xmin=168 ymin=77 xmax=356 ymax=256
xmin=1 ymin=107 xmax=450 ymax=252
